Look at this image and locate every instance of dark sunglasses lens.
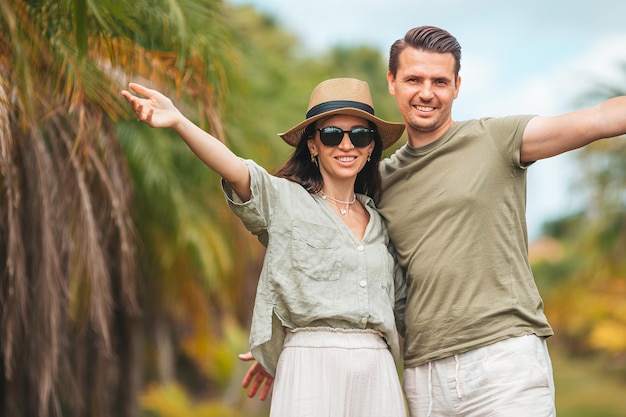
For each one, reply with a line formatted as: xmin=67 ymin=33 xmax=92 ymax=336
xmin=349 ymin=128 xmax=374 ymax=148
xmin=319 ymin=127 xmax=344 ymax=146
xmin=318 ymin=126 xmax=375 ymax=148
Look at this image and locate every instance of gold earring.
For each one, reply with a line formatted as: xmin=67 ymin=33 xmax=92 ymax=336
xmin=311 ymin=155 xmax=318 ymax=166
xmin=367 ymin=154 xmax=371 ymax=162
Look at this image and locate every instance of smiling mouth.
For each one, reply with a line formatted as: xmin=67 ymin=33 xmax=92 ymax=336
xmin=336 ymin=156 xmax=357 ymax=163
xmin=414 ymin=105 xmax=436 ymax=112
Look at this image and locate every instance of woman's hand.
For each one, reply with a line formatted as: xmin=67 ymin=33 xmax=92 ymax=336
xmin=121 ymin=82 xmax=182 ymax=129
xmin=238 ymin=352 xmax=274 ymax=401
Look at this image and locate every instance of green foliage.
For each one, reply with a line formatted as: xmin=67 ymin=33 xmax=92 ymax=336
xmin=530 ymin=69 xmax=626 ymax=412
xmin=534 ymin=123 xmax=626 ymax=371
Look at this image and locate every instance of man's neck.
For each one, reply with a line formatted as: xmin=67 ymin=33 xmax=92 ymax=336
xmin=406 ymin=121 xmax=454 ymax=148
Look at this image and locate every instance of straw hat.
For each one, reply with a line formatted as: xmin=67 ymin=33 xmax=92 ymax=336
xmin=279 ymin=78 xmax=405 ymax=150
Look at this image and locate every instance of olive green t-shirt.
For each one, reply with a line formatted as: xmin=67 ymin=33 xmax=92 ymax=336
xmin=378 ymin=116 xmax=553 ymax=368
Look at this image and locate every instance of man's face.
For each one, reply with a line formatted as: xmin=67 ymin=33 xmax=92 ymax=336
xmin=387 ymin=47 xmax=460 ymax=145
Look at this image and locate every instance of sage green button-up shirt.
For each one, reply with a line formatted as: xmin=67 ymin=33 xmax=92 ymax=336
xmin=222 ymin=160 xmax=406 ymax=376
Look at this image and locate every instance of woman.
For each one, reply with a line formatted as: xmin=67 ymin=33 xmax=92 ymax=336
xmin=122 ymin=78 xmax=407 ymax=417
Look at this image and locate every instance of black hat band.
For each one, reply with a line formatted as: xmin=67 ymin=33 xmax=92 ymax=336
xmin=306 ymin=100 xmax=375 ymax=119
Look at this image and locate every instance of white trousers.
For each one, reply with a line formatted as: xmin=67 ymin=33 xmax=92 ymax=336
xmin=270 ymin=327 xmax=407 ymax=417
xmin=403 ymin=335 xmax=555 ymax=417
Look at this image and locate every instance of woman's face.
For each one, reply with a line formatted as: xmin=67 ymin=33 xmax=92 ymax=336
xmin=308 ymin=114 xmax=376 ymax=183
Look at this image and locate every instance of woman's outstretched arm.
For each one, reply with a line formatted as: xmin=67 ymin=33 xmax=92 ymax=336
xmin=122 ymin=82 xmax=251 ymax=201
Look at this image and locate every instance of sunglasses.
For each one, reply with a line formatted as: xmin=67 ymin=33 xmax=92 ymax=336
xmin=317 ymin=126 xmax=376 ymax=148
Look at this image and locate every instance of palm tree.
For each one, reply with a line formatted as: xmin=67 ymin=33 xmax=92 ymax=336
xmin=0 ymin=0 xmax=240 ymax=416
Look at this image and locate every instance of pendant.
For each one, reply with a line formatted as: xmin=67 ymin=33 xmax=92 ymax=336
xmin=340 ymin=209 xmax=347 ymax=215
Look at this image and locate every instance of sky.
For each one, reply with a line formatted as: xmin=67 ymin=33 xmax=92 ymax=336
xmin=228 ymin=0 xmax=626 ymax=239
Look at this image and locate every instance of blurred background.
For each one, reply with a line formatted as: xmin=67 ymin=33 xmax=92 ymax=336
xmin=0 ymin=0 xmax=624 ymax=416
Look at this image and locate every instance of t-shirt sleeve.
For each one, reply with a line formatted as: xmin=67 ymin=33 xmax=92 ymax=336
xmin=485 ymin=115 xmax=536 ymax=169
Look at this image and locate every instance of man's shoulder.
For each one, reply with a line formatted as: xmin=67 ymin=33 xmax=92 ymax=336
xmin=455 ymin=115 xmax=534 ymax=129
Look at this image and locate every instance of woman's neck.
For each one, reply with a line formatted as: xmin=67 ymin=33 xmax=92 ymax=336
xmin=319 ymin=181 xmax=356 ymax=202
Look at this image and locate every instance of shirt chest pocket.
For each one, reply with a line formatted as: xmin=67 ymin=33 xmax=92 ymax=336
xmin=291 ymin=220 xmax=342 ymax=281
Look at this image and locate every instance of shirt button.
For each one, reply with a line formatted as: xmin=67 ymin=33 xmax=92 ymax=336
xmin=359 ymin=280 xmax=367 ymax=287
xmin=360 ymin=317 xmax=368 ymax=324
xmin=357 ymin=245 xmax=364 ymax=251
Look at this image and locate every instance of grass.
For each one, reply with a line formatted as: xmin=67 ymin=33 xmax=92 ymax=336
xmin=551 ymin=342 xmax=626 ymax=417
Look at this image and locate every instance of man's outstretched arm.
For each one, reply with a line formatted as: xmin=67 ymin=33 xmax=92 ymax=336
xmin=521 ymin=96 xmax=626 ymax=164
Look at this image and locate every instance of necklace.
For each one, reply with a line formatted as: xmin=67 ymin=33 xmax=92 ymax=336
xmin=319 ymin=191 xmax=356 ymax=215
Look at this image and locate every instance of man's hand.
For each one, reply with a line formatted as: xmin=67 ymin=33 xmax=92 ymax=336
xmin=238 ymin=352 xmax=274 ymax=401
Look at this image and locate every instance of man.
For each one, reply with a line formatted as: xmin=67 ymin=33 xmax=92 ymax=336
xmin=240 ymin=26 xmax=626 ymax=416
xmin=377 ymin=25 xmax=626 ymax=417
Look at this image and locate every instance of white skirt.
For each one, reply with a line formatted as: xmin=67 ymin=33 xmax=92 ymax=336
xmin=269 ymin=327 xmax=407 ymax=417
